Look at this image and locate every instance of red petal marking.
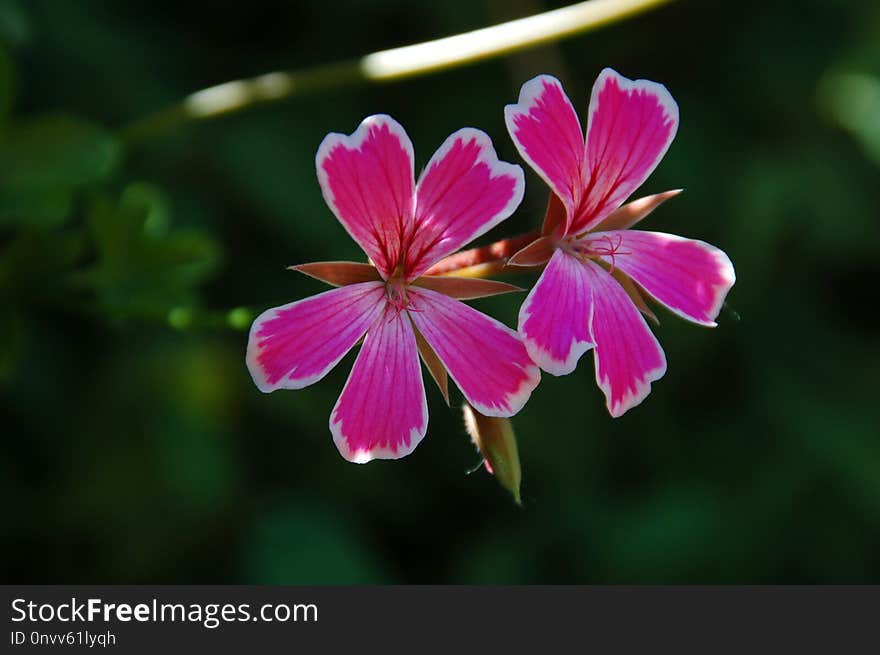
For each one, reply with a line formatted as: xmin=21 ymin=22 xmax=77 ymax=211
xmin=571 ymin=69 xmax=679 ymax=234
xmin=504 ymin=74 xmax=585 ymax=234
xmin=246 ymin=282 xmax=385 ymax=392
xmin=518 ymin=249 xmax=595 ymax=376
xmin=407 ymin=128 xmax=524 ymax=279
xmin=316 ymin=115 xmax=415 ymax=278
xmin=582 ymin=230 xmax=735 ymax=326
xmin=583 ymin=259 xmax=667 ymax=417
xmin=330 ymin=304 xmax=428 ymax=463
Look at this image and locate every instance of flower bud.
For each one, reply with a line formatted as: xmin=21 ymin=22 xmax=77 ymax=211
xmin=462 ymin=403 xmax=522 ymax=505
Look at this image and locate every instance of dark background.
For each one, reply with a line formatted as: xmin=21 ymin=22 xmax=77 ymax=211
xmin=2 ymin=0 xmax=878 ymax=583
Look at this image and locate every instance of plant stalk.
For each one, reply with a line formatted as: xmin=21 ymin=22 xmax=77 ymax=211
xmin=120 ymin=0 xmax=674 ymax=145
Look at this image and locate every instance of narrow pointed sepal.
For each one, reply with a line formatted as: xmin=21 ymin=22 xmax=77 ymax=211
xmin=290 ymin=261 xmax=382 ymax=287
xmin=409 ymin=288 xmax=539 ymax=417
xmin=462 ymin=403 xmax=522 ymax=505
xmin=591 ymin=189 xmax=683 ymax=233
xmin=541 ymin=191 xmax=567 ymax=238
xmin=412 ymin=275 xmax=523 ymax=300
xmin=612 ymin=268 xmax=659 ymax=326
xmin=414 ymin=325 xmax=449 ymax=405
xmin=507 ymin=236 xmax=554 ymax=267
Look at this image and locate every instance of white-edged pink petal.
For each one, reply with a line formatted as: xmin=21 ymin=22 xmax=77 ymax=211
xmin=583 ymin=259 xmax=667 ymax=417
xmin=406 ymin=128 xmax=524 ymax=279
xmin=584 ymin=230 xmax=736 ymax=326
xmin=246 ymin=282 xmax=385 ymax=392
xmin=505 ymin=75 xmax=584 ymax=234
xmin=572 ymin=68 xmax=679 ymax=234
xmin=517 ymin=248 xmax=595 ymax=376
xmin=316 ymin=114 xmax=415 ymax=278
xmin=408 ymin=288 xmax=539 ymax=418
xmin=330 ymin=304 xmax=428 ymax=463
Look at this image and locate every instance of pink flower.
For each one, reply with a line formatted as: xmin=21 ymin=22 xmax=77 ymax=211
xmin=246 ymin=115 xmax=540 ymax=462
xmin=504 ymin=70 xmax=736 ymax=417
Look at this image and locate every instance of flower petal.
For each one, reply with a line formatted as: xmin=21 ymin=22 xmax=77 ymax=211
xmin=330 ymin=304 xmax=428 ymax=463
xmin=572 ymin=68 xmax=679 ymax=234
xmin=408 ymin=288 xmax=539 ymax=417
xmin=505 ymin=75 xmax=584 ymax=234
xmin=584 ymin=230 xmax=736 ymax=326
xmin=247 ymin=282 xmax=385 ymax=392
xmin=406 ymin=128 xmax=524 ymax=279
xmin=518 ymin=249 xmax=595 ymax=376
xmin=583 ymin=259 xmax=666 ymax=417
xmin=316 ymin=115 xmax=415 ymax=278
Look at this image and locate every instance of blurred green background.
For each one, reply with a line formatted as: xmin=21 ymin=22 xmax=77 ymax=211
xmin=2 ymin=0 xmax=879 ymax=583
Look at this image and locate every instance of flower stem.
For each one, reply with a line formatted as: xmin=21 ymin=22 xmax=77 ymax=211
xmin=426 ymin=231 xmax=540 ymax=277
xmin=120 ymin=0 xmax=674 ymax=145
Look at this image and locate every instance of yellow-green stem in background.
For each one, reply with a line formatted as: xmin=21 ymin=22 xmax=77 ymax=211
xmin=121 ymin=0 xmax=674 ymax=144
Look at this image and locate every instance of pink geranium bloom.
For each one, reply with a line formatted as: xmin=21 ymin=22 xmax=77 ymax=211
xmin=246 ymin=115 xmax=540 ymax=462
xmin=504 ymin=69 xmax=736 ymax=417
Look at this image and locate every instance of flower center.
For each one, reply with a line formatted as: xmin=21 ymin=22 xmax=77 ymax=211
xmin=384 ymin=267 xmax=423 ymax=317
xmin=385 ymin=276 xmax=410 ymax=310
xmin=565 ymin=234 xmax=631 ymax=273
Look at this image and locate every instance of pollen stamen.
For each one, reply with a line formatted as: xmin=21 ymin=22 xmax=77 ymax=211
xmin=384 ymin=274 xmax=423 ymax=320
xmin=578 ymin=234 xmax=631 ymax=273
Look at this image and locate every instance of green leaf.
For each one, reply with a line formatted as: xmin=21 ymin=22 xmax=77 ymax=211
xmin=0 ymin=114 xmax=121 ymax=228
xmin=84 ymin=185 xmax=220 ymax=318
xmin=0 ymin=306 xmax=23 ymax=381
xmin=0 ymin=190 xmax=71 ymax=228
xmin=156 ymin=422 xmax=236 ymax=512
xmin=0 ymin=46 xmax=13 ymax=126
xmin=0 ymin=0 xmax=29 ymax=48
xmin=818 ymin=72 xmax=880 ymax=167
xmin=0 ymin=114 xmax=121 ymax=193
xmin=120 ymin=182 xmax=170 ymax=238
xmin=0 ymin=228 xmax=86 ymax=298
xmin=245 ymin=502 xmax=387 ymax=584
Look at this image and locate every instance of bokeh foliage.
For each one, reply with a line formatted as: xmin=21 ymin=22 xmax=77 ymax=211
xmin=2 ymin=0 xmax=879 ymax=583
